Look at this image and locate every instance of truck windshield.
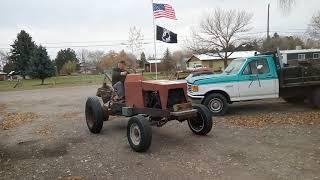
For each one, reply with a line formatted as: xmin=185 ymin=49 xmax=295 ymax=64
xmin=223 ymin=58 xmax=246 ymax=74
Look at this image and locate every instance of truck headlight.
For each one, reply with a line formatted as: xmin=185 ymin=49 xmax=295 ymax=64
xmin=191 ymin=85 xmax=199 ymax=92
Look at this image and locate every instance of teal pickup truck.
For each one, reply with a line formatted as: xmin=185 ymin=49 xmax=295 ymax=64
xmin=187 ymin=52 xmax=320 ymax=116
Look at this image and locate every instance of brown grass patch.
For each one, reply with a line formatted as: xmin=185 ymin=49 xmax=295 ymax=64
xmin=61 ymin=111 xmax=81 ymax=119
xmin=0 ymin=112 xmax=39 ymax=130
xmin=223 ymin=111 xmax=320 ymax=128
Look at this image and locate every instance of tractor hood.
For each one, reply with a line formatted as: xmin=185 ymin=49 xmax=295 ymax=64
xmin=187 ymin=73 xmax=238 ymax=85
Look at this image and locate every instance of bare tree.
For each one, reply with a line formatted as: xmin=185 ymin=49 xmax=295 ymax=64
xmin=187 ymin=8 xmax=253 ymax=68
xmin=0 ymin=50 xmax=9 ymax=71
xmin=278 ymin=0 xmax=295 ymax=13
xmin=77 ymin=49 xmax=90 ymax=74
xmin=308 ymin=11 xmax=320 ymax=40
xmin=127 ymin=26 xmax=144 ymax=57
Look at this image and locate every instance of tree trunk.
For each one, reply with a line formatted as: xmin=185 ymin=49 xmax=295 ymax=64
xmin=224 ymin=51 xmax=228 ymax=69
xmin=41 ymin=79 xmax=44 ymax=85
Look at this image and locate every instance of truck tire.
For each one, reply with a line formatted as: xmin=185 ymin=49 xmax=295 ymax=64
xmin=85 ymin=97 xmax=104 ymax=134
xmin=188 ymin=104 xmax=213 ymax=135
xmin=127 ymin=115 xmax=152 ymax=152
xmin=203 ymin=93 xmax=229 ymax=116
xmin=283 ymin=97 xmax=305 ymax=104
xmin=310 ymin=88 xmax=320 ymax=108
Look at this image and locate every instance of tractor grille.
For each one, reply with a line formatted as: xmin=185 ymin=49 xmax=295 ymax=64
xmin=187 ymin=84 xmax=192 ymax=92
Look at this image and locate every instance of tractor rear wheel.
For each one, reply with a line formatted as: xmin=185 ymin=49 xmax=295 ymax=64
xmin=188 ymin=104 xmax=213 ymax=135
xmin=85 ymin=97 xmax=104 ymax=134
xmin=127 ymin=115 xmax=152 ymax=152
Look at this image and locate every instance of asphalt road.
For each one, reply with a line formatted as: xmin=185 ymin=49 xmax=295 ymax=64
xmin=0 ymin=85 xmax=319 ymax=180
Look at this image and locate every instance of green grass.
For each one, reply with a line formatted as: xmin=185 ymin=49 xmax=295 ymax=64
xmin=0 ymin=74 xmax=104 ymax=92
xmin=0 ymin=72 xmax=171 ymax=92
xmin=143 ymin=72 xmax=169 ymax=80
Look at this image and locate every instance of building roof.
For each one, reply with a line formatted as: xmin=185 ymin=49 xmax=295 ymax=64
xmin=190 ymin=51 xmax=258 ymax=62
xmin=280 ymin=49 xmax=320 ymax=54
xmin=146 ymin=59 xmax=162 ymax=64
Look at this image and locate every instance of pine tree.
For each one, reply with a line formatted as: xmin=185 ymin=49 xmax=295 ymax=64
xmin=29 ymin=46 xmax=55 ymax=85
xmin=9 ymin=30 xmax=36 ymax=78
xmin=55 ymin=48 xmax=79 ymax=74
xmin=140 ymin=52 xmax=146 ymax=68
xmin=162 ymin=48 xmax=174 ymax=72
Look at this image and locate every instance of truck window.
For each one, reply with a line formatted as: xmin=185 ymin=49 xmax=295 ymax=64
xmin=243 ymin=58 xmax=270 ymax=75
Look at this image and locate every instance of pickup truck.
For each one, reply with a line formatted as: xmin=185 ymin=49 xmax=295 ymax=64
xmin=187 ymin=52 xmax=320 ymax=116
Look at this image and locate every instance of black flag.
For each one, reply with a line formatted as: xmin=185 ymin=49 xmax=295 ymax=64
xmin=156 ymin=26 xmax=177 ymax=43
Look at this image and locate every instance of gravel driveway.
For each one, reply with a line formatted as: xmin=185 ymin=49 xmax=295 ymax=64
xmin=0 ymin=85 xmax=319 ymax=180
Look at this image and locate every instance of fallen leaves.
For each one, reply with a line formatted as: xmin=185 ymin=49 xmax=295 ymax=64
xmin=222 ymin=111 xmax=320 ymax=128
xmin=34 ymin=125 xmax=53 ymax=135
xmin=0 ymin=112 xmax=39 ymax=130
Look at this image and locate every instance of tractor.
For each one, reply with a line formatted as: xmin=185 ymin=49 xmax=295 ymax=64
xmin=85 ymin=73 xmax=213 ymax=152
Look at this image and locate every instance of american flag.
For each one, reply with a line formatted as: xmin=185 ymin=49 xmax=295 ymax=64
xmin=152 ymin=3 xmax=177 ymax=20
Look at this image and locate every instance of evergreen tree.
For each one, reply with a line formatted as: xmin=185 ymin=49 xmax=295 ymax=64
xmin=9 ymin=30 xmax=36 ymax=78
xmin=162 ymin=48 xmax=175 ymax=72
xmin=140 ymin=52 xmax=146 ymax=68
xmin=55 ymin=48 xmax=79 ymax=73
xmin=29 ymin=46 xmax=55 ymax=85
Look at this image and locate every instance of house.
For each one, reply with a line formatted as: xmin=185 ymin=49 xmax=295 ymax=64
xmin=186 ymin=51 xmax=258 ymax=72
xmin=280 ymin=49 xmax=320 ymax=66
xmin=0 ymin=71 xmax=7 ymax=81
xmin=144 ymin=59 xmax=163 ymax=72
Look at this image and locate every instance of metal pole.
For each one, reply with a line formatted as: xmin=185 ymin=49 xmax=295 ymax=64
xmin=151 ymin=0 xmax=158 ymax=79
xmin=267 ymin=3 xmax=270 ymax=40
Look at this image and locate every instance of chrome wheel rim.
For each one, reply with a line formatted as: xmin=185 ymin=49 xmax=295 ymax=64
xmin=130 ymin=123 xmax=141 ymax=146
xmin=209 ymin=98 xmax=223 ymax=112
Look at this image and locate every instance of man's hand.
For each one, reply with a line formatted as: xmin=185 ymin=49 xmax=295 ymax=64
xmin=120 ymin=71 xmax=127 ymax=76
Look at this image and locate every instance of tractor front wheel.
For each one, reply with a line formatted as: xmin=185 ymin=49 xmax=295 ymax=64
xmin=85 ymin=97 xmax=104 ymax=134
xmin=127 ymin=115 xmax=152 ymax=152
xmin=188 ymin=104 xmax=213 ymax=135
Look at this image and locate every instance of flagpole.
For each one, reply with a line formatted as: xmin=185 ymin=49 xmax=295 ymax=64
xmin=151 ymin=0 xmax=158 ymax=80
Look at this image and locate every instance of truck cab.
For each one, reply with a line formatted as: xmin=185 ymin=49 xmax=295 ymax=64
xmin=187 ymin=53 xmax=320 ymax=115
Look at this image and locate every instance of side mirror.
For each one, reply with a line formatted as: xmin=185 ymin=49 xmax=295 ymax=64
xmin=257 ymin=64 xmax=264 ymax=74
xmin=257 ymin=64 xmax=263 ymax=70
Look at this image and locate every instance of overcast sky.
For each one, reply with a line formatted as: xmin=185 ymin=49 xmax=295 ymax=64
xmin=0 ymin=0 xmax=319 ymax=58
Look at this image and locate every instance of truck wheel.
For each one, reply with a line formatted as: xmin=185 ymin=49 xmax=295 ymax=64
xmin=127 ymin=115 xmax=152 ymax=152
xmin=188 ymin=104 xmax=213 ymax=135
xmin=203 ymin=93 xmax=229 ymax=116
xmin=310 ymin=88 xmax=320 ymax=108
xmin=85 ymin=97 xmax=104 ymax=134
xmin=283 ymin=97 xmax=305 ymax=104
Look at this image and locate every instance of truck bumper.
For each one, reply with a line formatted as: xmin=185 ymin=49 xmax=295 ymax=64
xmin=187 ymin=94 xmax=204 ymax=104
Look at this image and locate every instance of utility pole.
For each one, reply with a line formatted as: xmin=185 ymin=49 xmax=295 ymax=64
xmin=267 ymin=3 xmax=270 ymax=40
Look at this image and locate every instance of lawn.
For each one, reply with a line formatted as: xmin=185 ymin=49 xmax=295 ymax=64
xmin=0 ymin=72 xmax=168 ymax=91
xmin=0 ymin=74 xmax=104 ymax=92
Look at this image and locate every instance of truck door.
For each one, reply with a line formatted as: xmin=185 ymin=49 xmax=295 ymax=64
xmin=238 ymin=57 xmax=278 ymax=100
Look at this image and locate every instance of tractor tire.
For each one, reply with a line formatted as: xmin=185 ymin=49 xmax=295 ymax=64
xmin=203 ymin=93 xmax=229 ymax=116
xmin=127 ymin=115 xmax=152 ymax=152
xmin=188 ymin=104 xmax=213 ymax=135
xmin=85 ymin=96 xmax=104 ymax=134
xmin=310 ymin=88 xmax=320 ymax=108
xmin=283 ymin=97 xmax=305 ymax=104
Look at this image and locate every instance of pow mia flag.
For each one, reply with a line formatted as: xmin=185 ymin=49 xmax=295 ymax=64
xmin=156 ymin=26 xmax=177 ymax=43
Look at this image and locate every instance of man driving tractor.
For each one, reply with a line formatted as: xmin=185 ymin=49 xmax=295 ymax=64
xmin=111 ymin=60 xmax=128 ymax=100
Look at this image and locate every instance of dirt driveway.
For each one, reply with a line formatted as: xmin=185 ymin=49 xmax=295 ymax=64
xmin=0 ymin=85 xmax=319 ymax=180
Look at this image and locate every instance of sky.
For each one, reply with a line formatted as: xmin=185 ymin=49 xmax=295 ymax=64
xmin=0 ymin=0 xmax=319 ymax=59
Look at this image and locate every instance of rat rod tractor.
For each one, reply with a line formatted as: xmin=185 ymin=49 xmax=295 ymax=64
xmin=85 ymin=74 xmax=213 ymax=152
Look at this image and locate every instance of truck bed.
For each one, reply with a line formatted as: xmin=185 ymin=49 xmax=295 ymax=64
xmin=279 ymin=61 xmax=320 ymax=88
